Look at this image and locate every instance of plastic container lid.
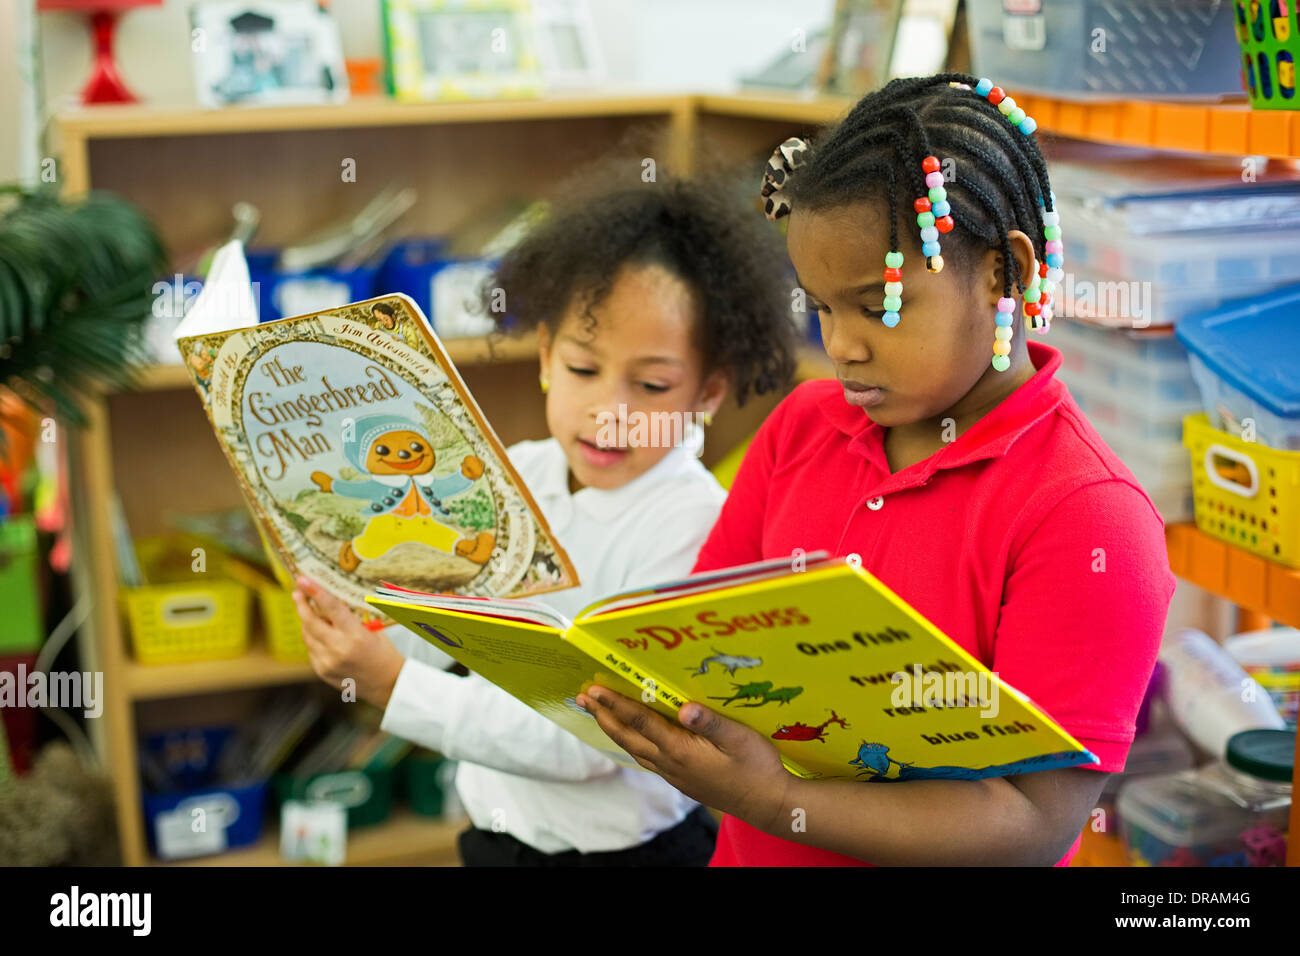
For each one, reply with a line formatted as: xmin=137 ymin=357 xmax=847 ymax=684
xmin=1225 ymin=627 xmax=1300 ymax=666
xmin=1175 ymin=284 xmax=1300 ymax=419
xmin=1225 ymin=729 xmax=1296 ymax=783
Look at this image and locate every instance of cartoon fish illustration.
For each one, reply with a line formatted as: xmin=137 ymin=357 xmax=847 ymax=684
xmin=687 ymin=649 xmax=763 ymax=677
xmin=771 ymin=710 xmax=848 ymax=743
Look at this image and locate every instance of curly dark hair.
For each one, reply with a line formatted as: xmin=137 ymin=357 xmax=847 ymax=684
xmin=482 ymin=161 xmax=798 ymax=406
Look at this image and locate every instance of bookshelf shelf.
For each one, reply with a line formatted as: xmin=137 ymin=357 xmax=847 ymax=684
xmin=126 ymin=332 xmax=542 ymax=393
xmin=160 ymin=809 xmax=466 ymax=867
xmin=1165 ymin=523 xmax=1300 ymax=630
xmin=123 ymin=642 xmax=315 ymax=700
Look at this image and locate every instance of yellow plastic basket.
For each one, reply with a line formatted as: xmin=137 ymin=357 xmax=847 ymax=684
xmin=121 ymin=537 xmax=250 ymax=665
xmin=1183 ymin=414 xmax=1300 ymax=569
xmin=224 ymin=557 xmax=309 ymax=662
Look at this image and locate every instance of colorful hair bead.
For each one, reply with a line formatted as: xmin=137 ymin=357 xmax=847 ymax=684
xmin=974 ymin=78 xmax=1039 ymax=135
xmin=917 ymin=154 xmax=948 ymax=275
xmin=993 ymin=297 xmax=1015 ymax=372
xmin=882 ymin=251 xmax=903 ymax=326
xmin=970 ymin=79 xmax=1058 ymax=333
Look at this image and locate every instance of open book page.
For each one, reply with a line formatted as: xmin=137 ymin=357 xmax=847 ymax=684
xmin=575 ymin=551 xmax=839 ymax=620
xmin=371 ymin=584 xmax=573 ymax=631
xmin=173 ymin=240 xmax=262 ymax=339
xmin=371 ymin=596 xmax=647 ymax=770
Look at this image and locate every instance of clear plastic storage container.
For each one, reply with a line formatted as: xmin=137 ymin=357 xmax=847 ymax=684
xmin=1118 ymin=729 xmax=1293 ymax=866
xmin=1176 ymin=284 xmax=1300 ymax=451
xmin=1064 ymin=374 xmax=1201 ymax=444
xmin=1097 ymin=720 xmax=1195 ymax=834
xmin=1188 ymin=354 xmax=1300 ymax=451
xmin=1051 ymin=320 xmax=1198 ymax=404
xmin=967 ymin=0 xmax=1246 ymax=100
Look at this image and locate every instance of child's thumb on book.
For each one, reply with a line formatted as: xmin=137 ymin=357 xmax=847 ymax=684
xmin=679 ymin=702 xmax=717 ymax=733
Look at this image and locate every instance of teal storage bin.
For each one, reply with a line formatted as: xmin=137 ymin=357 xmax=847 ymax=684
xmin=402 ymin=750 xmax=447 ymax=817
xmin=968 ymin=0 xmax=1245 ymax=100
xmin=273 ymin=764 xmax=395 ymax=829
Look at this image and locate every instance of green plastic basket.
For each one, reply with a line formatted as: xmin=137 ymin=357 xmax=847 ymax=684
xmin=1235 ymin=0 xmax=1300 ymax=108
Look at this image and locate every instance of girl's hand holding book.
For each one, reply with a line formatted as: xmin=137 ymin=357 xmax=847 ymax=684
xmin=292 ymin=576 xmax=406 ymax=709
xmin=577 ymin=685 xmax=791 ymax=831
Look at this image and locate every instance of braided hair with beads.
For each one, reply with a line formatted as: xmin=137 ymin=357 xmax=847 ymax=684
xmin=763 ymin=73 xmax=1064 ymax=372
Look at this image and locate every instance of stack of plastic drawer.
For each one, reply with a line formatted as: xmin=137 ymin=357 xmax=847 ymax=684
xmin=1062 ymin=211 xmax=1300 ymax=326
xmin=1049 ymin=320 xmax=1199 ymax=521
xmin=1047 ymin=150 xmax=1300 ymax=327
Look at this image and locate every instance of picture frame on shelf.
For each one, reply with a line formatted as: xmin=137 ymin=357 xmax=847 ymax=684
xmin=189 ymin=1 xmax=349 ymax=108
xmin=817 ymin=0 xmax=905 ymax=96
xmin=381 ymin=0 xmax=543 ymax=102
xmin=530 ymin=0 xmax=606 ymax=90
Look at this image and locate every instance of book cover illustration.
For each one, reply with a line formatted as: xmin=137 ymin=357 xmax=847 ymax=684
xmin=178 ymin=288 xmax=577 ymax=617
xmin=565 ymin=564 xmax=1097 ymax=781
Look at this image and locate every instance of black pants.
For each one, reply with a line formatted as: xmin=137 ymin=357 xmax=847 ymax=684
xmin=457 ymin=806 xmax=719 ymax=867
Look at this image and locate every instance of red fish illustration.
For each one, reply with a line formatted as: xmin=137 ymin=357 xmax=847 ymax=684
xmin=771 ymin=710 xmax=849 ymax=743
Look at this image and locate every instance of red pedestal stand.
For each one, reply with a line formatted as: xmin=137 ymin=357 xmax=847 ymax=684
xmin=80 ymin=10 xmax=136 ymax=104
xmin=39 ymin=1 xmax=162 ymax=105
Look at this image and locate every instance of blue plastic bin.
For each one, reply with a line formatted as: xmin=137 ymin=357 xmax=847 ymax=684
xmin=1175 ymin=283 xmax=1300 ymax=450
xmin=376 ymin=237 xmax=446 ymax=320
xmin=140 ymin=726 xmax=270 ymax=859
xmin=142 ymin=780 xmax=270 ymax=858
xmin=377 ymin=239 xmax=502 ymax=337
xmin=246 ymin=249 xmax=379 ymax=322
xmin=967 ymin=0 xmax=1246 ymax=100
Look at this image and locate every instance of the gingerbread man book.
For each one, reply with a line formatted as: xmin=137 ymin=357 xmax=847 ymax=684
xmin=173 ymin=240 xmax=577 ymax=620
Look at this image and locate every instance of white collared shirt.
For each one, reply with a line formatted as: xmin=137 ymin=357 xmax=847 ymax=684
xmin=379 ymin=437 xmax=727 ymax=854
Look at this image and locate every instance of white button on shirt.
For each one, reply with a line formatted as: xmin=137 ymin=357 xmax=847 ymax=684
xmin=379 ymin=436 xmax=727 ymax=854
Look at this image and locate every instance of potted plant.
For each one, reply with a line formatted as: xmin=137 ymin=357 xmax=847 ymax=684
xmin=0 ymin=183 xmax=166 ymax=429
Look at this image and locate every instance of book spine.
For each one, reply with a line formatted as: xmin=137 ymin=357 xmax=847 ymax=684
xmin=563 ymin=625 xmax=697 ymax=716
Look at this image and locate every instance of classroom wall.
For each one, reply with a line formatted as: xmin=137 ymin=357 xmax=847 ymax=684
xmin=0 ymin=0 xmax=835 ymax=184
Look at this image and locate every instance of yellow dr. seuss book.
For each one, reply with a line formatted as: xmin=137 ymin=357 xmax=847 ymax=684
xmin=369 ymin=554 xmax=1098 ymax=781
xmin=172 ymin=241 xmax=577 ymax=620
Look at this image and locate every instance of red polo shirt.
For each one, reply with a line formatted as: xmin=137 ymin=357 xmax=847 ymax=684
xmin=696 ymin=341 xmax=1176 ymax=867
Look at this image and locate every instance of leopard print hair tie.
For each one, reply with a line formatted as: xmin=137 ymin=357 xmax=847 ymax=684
xmin=760 ymin=137 xmax=810 ymax=221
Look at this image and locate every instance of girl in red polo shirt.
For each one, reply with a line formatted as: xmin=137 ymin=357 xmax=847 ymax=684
xmin=578 ymin=74 xmax=1177 ymax=866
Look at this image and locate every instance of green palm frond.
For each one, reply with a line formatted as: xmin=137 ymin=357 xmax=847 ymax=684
xmin=0 ymin=184 xmax=167 ymax=427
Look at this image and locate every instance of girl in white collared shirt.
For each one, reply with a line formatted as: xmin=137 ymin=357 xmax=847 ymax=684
xmin=294 ymin=169 xmax=799 ymax=864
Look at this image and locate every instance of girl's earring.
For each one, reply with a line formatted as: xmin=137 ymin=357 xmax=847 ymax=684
xmin=539 ymin=376 xmax=549 ymax=394
xmin=993 ymin=297 xmax=1015 ymax=372
xmin=699 ymin=411 xmax=713 ymax=427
